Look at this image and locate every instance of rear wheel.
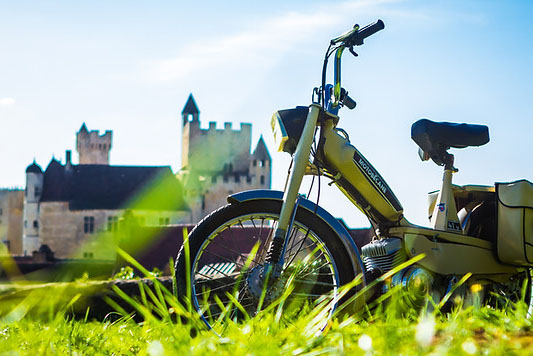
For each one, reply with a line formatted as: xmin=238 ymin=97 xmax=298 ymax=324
xmin=483 ymin=270 xmax=533 ymax=313
xmin=174 ymin=199 xmax=360 ymax=333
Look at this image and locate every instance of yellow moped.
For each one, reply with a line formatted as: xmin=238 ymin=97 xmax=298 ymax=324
xmin=175 ymin=20 xmax=533 ymax=332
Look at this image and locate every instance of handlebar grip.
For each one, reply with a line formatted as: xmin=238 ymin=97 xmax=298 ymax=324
xmin=344 ymin=95 xmax=356 ymax=110
xmin=357 ymin=19 xmax=385 ymax=41
xmin=340 ymin=88 xmax=356 ymax=109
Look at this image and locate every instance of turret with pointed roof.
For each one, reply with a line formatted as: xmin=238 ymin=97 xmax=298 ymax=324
xmin=252 ymin=135 xmax=271 ymax=162
xmin=182 ymin=93 xmax=199 ymax=125
xmin=26 ymin=161 xmax=43 ymax=174
xmin=23 ymin=159 xmax=44 ymax=255
xmin=79 ymin=123 xmax=89 ymax=134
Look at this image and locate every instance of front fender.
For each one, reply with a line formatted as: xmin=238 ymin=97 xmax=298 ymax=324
xmin=227 ymin=189 xmax=366 ymax=282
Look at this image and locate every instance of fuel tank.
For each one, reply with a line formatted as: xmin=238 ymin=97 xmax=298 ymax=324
xmin=321 ymin=121 xmax=403 ymax=226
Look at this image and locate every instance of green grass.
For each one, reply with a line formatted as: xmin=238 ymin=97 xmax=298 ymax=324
xmin=0 ymin=250 xmax=533 ymax=356
xmin=0 ymin=300 xmax=532 ymax=355
xmin=1 ymin=250 xmax=532 ymax=354
xmin=1 ymin=265 xmax=532 ymax=355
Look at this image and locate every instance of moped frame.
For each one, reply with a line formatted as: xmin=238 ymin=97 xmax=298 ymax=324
xmin=267 ymin=41 xmax=523 ymax=280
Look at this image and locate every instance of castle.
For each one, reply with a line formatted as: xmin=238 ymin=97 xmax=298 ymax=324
xmin=21 ymin=127 xmax=188 ymax=259
xmin=178 ymin=94 xmax=271 ymax=223
xmin=1 ymin=94 xmax=271 ymax=258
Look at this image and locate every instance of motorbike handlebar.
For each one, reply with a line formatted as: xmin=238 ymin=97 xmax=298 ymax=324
xmin=326 ymin=20 xmax=384 ymax=112
xmin=331 ymin=19 xmax=385 ymax=46
xmin=357 ymin=20 xmax=385 ymax=44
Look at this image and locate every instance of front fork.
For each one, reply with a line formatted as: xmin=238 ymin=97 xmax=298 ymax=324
xmin=264 ymin=104 xmax=322 ymax=277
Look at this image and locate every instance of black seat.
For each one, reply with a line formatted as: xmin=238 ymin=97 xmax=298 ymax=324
xmin=411 ymin=118 xmax=489 ymax=166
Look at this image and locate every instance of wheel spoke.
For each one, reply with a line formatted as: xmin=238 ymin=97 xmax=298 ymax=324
xmin=202 ymin=235 xmax=264 ymax=267
xmin=196 ymin=280 xmax=242 ymax=295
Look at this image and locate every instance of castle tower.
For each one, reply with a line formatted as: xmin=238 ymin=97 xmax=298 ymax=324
xmin=251 ymin=136 xmax=272 ymax=188
xmin=180 ymin=94 xmax=254 ymax=173
xmin=181 ymin=94 xmax=200 ymax=170
xmin=178 ymin=93 xmax=272 ymax=223
xmin=22 ymin=161 xmax=43 ymax=255
xmin=76 ymin=123 xmax=112 ymax=165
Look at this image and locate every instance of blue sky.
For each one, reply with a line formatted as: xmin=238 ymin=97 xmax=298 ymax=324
xmin=1 ymin=0 xmax=532 ymax=227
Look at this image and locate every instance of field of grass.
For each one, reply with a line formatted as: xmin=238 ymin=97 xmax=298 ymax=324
xmin=1 ymin=249 xmax=532 ymax=354
xmin=0 ymin=298 xmax=532 ymax=355
xmin=1 ymin=272 xmax=532 ymax=355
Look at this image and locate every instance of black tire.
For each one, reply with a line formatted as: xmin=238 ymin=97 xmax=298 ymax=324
xmin=174 ymin=199 xmax=358 ymax=332
xmin=489 ymin=269 xmax=533 ymax=313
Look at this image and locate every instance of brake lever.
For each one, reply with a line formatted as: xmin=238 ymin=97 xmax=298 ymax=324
xmin=349 ymin=46 xmax=358 ymax=57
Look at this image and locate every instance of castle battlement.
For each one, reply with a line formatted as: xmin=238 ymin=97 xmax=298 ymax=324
xmin=87 ymin=130 xmax=112 ymax=140
xmin=201 ymin=122 xmax=251 ymax=134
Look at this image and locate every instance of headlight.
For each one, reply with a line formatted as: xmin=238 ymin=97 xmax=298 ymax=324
xmin=270 ymin=106 xmax=309 ymax=155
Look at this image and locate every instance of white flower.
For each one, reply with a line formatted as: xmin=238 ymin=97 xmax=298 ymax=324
xmin=416 ymin=314 xmax=436 ymax=347
xmin=358 ymin=334 xmax=372 ymax=351
xmin=147 ymin=340 xmax=164 ymax=356
xmin=461 ymin=339 xmax=477 ymax=354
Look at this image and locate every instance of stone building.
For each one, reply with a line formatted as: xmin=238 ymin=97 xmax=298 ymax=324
xmin=178 ymin=94 xmax=272 ymax=222
xmin=21 ymin=125 xmax=189 ymax=259
xmin=0 ymin=189 xmax=24 ymax=255
xmin=14 ymin=94 xmax=271 ymax=258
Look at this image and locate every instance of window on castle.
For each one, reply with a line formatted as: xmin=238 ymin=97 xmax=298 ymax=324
xmin=260 ymin=160 xmax=265 ymax=167
xmin=201 ymin=195 xmax=206 ymax=210
xmin=223 ymin=175 xmax=228 ymax=183
xmin=253 ymin=160 xmax=257 ymax=167
xmin=234 ymin=174 xmax=240 ymax=183
xmin=83 ymin=252 xmax=94 ymax=259
xmin=84 ymin=216 xmax=95 ymax=234
xmin=159 ymin=217 xmax=170 ymax=226
xmin=24 ymin=220 xmax=27 ymax=228
xmin=211 ymin=176 xmax=217 ymax=183
xmin=34 ymin=186 xmax=41 ymax=198
xmin=246 ymin=176 xmax=251 ymax=184
xmin=107 ymin=216 xmax=118 ymax=232
xmin=260 ymin=175 xmax=265 ymax=185
xmin=33 ymin=220 xmax=38 ymax=228
xmin=228 ymin=163 xmax=233 ymax=173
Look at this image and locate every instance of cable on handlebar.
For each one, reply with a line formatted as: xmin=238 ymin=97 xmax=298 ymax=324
xmin=321 ymin=20 xmax=384 ymax=109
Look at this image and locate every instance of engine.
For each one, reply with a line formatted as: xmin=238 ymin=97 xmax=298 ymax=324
xmin=361 ymin=238 xmax=439 ymax=308
xmin=361 ymin=238 xmax=406 ymax=273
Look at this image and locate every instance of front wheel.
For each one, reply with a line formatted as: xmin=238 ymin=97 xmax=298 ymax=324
xmin=174 ymin=199 xmax=359 ymax=333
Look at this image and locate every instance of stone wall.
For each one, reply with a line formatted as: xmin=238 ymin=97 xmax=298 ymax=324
xmin=0 ymin=190 xmax=24 ymax=256
xmin=38 ymin=202 xmax=190 ymax=259
xmin=183 ymin=120 xmax=252 ymax=173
